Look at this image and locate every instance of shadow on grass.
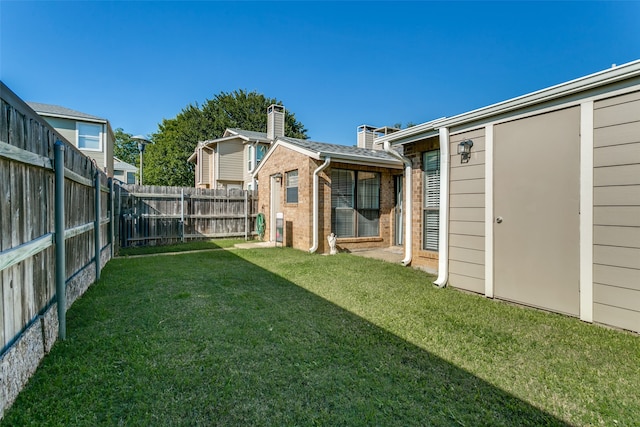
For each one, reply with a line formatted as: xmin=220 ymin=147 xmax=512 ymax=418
xmin=115 ymin=238 xmax=242 ymax=257
xmin=2 ymin=248 xmax=569 ymax=426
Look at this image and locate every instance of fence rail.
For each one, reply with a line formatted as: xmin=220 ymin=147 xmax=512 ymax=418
xmin=115 ymin=184 xmax=257 ymax=249
xmin=0 ymin=82 xmax=113 ymax=419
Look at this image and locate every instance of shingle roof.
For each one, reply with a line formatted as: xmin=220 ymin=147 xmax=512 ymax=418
xmin=278 ymin=137 xmax=402 ymax=164
xmin=27 ymin=102 xmax=106 ymax=122
xmin=228 ymin=128 xmax=270 ymax=141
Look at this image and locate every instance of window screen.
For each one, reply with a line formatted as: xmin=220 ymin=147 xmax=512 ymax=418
xmin=286 ymin=170 xmax=298 ymax=203
xmin=331 ymin=169 xmax=380 ymax=238
xmin=423 ymin=150 xmax=440 ymax=251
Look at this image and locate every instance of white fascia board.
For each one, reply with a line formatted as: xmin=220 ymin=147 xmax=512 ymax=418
xmin=323 ymin=153 xmax=403 ymax=169
xmin=38 ymin=112 xmax=107 ymax=125
xmin=252 ymin=139 xmax=318 ymax=177
xmin=375 ymin=120 xmax=442 ymax=146
xmin=435 ymin=60 xmax=640 ymax=128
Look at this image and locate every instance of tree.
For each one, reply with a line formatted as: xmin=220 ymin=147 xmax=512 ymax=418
xmin=113 ymin=128 xmax=139 ymax=166
xmin=143 ymin=90 xmax=308 ymax=186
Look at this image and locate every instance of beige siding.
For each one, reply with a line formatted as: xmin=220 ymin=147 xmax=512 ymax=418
xmin=448 ymin=129 xmax=485 ymax=294
xmin=217 ymin=141 xmax=244 ymax=181
xmin=199 ymin=147 xmax=211 ymax=186
xmin=593 ymin=90 xmax=640 ymax=332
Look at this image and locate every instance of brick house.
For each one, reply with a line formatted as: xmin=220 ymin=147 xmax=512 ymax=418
xmin=253 ymin=130 xmax=403 ymax=254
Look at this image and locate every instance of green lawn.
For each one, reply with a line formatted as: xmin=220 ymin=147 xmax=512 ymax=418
xmin=2 ymin=243 xmax=638 ymax=426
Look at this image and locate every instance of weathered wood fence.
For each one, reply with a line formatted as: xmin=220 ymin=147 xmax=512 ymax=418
xmin=115 ymin=184 xmax=257 ymax=249
xmin=0 ymin=82 xmax=113 ymax=418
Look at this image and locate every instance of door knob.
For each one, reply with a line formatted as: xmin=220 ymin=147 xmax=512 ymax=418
xmin=496 ymin=216 xmax=503 ymax=224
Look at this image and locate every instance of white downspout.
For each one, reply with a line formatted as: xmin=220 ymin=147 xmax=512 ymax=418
xmin=434 ymin=127 xmax=450 ymax=287
xmin=383 ymin=141 xmax=412 ymax=266
xmin=309 ymin=156 xmax=331 ymax=253
xmin=250 ymin=140 xmax=259 ymax=190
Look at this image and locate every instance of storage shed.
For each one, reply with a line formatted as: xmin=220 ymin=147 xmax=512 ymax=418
xmin=376 ymin=61 xmax=640 ymax=333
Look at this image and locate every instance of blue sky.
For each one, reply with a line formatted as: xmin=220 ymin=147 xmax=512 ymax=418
xmin=2 ymin=1 xmax=639 ymax=145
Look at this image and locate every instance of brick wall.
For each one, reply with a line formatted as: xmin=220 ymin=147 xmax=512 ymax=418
xmin=402 ymin=136 xmax=440 ymax=271
xmin=257 ymin=145 xmax=314 ymax=251
xmin=257 ymin=144 xmax=401 ymax=253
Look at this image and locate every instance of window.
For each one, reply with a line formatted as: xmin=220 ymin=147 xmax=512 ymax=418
xmin=331 ymin=169 xmax=380 ymax=237
xmin=257 ymin=144 xmax=267 ymax=165
xmin=423 ymin=150 xmax=440 ymax=251
xmin=286 ymin=170 xmax=298 ymax=203
xmin=77 ymin=122 xmax=101 ymax=150
xmin=248 ymin=145 xmax=254 ymax=171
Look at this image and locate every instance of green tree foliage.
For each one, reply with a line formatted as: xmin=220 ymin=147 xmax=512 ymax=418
xmin=143 ymin=90 xmax=308 ymax=186
xmin=113 ymin=128 xmax=139 ymax=166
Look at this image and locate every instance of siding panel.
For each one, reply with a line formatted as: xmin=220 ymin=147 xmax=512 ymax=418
xmin=450 ymin=164 xmax=484 ymax=181
xmin=218 ymin=142 xmax=244 ymax=181
xmin=449 ymin=233 xmax=485 ymax=251
xmin=593 ymin=206 xmax=640 ymax=227
xmin=594 ymin=284 xmax=640 ymax=312
xmin=449 ymin=260 xmax=484 ymax=279
xmin=449 ymin=207 xmax=485 ymax=222
xmin=593 ymin=303 xmax=640 ymax=332
xmin=448 ymin=273 xmax=484 ymax=294
xmin=594 ymin=185 xmax=640 ymax=206
xmin=593 ymin=98 xmax=640 ymax=128
xmin=594 ymin=120 xmax=640 ymax=147
xmin=449 ymin=221 xmax=484 ymax=236
xmin=450 ymin=179 xmax=485 ymax=194
xmin=594 ymin=264 xmax=640 ymax=291
xmin=594 ymin=164 xmax=640 ymax=186
xmin=449 ymin=246 xmax=485 ymax=265
xmin=594 ymin=225 xmax=640 ymax=248
xmin=593 ymin=143 xmax=640 ymax=167
xmin=594 ymin=245 xmax=640 ymax=269
xmin=450 ymin=193 xmax=485 ymax=208
xmin=593 ymin=89 xmax=640 ymax=108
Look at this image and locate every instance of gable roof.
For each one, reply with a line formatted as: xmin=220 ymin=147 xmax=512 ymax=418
xmin=27 ymin=102 xmax=107 ymax=123
xmin=114 ymin=157 xmax=138 ymax=172
xmin=254 ymin=136 xmax=403 ymax=175
xmin=226 ymin=128 xmax=270 ymax=142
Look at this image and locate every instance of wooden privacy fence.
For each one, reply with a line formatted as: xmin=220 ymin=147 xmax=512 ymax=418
xmin=116 ymin=184 xmax=257 ymax=248
xmin=0 ymin=82 xmax=113 ymax=418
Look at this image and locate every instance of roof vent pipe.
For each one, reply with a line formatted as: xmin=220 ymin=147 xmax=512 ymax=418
xmin=383 ymin=141 xmax=412 ymax=266
xmin=309 ymin=156 xmax=331 ymax=253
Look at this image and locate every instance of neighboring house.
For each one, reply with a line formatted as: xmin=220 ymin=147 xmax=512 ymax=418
xmin=253 ymin=128 xmax=403 ymax=254
xmin=375 ymin=59 xmax=640 ymax=333
xmin=113 ymin=157 xmax=138 ymax=184
xmin=187 ymin=105 xmax=282 ymax=191
xmin=27 ymin=102 xmax=115 ymax=176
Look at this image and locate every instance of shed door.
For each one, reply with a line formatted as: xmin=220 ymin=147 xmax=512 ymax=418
xmin=493 ymin=107 xmax=580 ymax=316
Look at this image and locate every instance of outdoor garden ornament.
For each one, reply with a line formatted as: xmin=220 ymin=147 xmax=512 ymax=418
xmin=327 ymin=233 xmax=337 ymax=255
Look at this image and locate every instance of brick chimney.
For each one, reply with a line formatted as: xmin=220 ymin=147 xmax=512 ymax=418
xmin=267 ymin=104 xmax=285 ymax=140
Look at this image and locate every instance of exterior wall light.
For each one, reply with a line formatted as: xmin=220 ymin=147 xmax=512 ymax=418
xmin=273 ymin=173 xmax=282 ymax=183
xmin=457 ymin=139 xmax=473 ymax=163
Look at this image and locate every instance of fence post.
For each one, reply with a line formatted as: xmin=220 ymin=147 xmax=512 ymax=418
xmin=94 ymin=171 xmax=101 ymax=281
xmin=244 ymin=190 xmax=248 ymax=241
xmin=108 ymin=177 xmax=114 ymax=258
xmin=181 ymin=188 xmax=185 ymax=242
xmin=54 ymin=140 xmax=66 ymax=340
